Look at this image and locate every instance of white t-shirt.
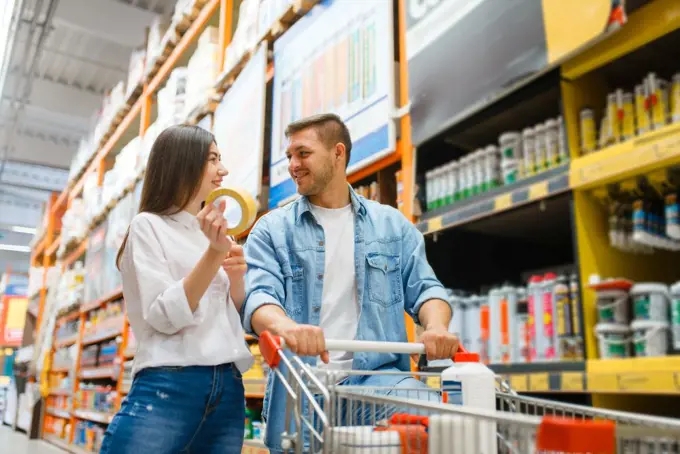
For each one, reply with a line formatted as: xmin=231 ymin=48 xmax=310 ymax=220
xmin=309 ymin=203 xmax=359 ymax=371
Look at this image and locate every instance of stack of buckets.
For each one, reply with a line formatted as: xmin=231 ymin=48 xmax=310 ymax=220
xmin=592 ymin=277 xmax=680 ymax=358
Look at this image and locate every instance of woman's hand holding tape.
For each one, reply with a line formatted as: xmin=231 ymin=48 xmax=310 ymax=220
xmin=197 ymin=199 xmax=234 ymax=255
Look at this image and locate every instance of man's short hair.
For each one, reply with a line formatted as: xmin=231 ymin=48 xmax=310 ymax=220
xmin=285 ymin=113 xmax=352 ymax=168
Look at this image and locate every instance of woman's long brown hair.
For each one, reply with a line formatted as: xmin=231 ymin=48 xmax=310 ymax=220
xmin=116 ymin=124 xmax=216 ymax=269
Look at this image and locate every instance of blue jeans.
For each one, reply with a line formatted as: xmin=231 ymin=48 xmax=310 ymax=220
xmin=100 ymin=363 xmax=245 ymax=454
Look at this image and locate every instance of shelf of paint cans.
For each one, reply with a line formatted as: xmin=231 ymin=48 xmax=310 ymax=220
xmin=424 ymin=272 xmax=585 ymax=371
xmin=591 ymin=277 xmax=680 ymax=361
xmin=417 ymin=164 xmax=570 ymax=235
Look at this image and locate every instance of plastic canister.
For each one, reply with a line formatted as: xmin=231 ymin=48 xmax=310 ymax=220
xmin=632 ymin=320 xmax=669 ymax=357
xmin=595 ymin=288 xmax=629 ymax=324
xmin=557 ymin=116 xmax=568 ymax=164
xmin=466 ymin=154 xmax=477 ymax=198
xmin=488 ymin=288 xmax=502 ymax=364
xmin=669 ymin=282 xmax=680 ymax=350
xmin=499 ymin=132 xmax=521 ymax=160
xmin=631 ymin=283 xmax=670 ymax=322
xmin=527 ymin=276 xmax=545 ymax=362
xmin=500 ymin=286 xmax=519 ymax=363
xmin=595 ymin=323 xmax=631 ymax=359
xmin=542 ymin=273 xmax=557 ymax=361
xmin=441 ymin=352 xmax=497 ymax=454
xmin=473 ymin=150 xmax=485 ymax=195
xmin=448 ymin=162 xmax=460 ymax=204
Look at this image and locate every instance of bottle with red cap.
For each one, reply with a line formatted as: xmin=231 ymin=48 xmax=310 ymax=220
xmin=441 ymin=351 xmax=497 ymax=454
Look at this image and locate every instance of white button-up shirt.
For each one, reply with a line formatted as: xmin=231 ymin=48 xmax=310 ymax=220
xmin=120 ymin=210 xmax=253 ymax=376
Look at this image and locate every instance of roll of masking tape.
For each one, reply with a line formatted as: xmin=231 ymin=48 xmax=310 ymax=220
xmin=205 ymin=187 xmax=258 ymax=236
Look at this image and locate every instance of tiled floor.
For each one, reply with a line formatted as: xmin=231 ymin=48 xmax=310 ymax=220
xmin=0 ymin=424 xmax=66 ymax=454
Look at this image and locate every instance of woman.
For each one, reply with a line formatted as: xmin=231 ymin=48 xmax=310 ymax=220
xmin=100 ymin=125 xmax=253 ymax=454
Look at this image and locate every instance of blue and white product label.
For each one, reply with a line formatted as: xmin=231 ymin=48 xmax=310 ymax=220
xmin=666 ymin=202 xmax=678 ymax=225
xmin=442 ymin=379 xmax=463 ymax=405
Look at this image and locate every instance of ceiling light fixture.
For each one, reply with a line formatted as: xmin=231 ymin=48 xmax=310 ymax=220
xmin=0 ymin=244 xmax=31 ymax=253
xmin=10 ymin=225 xmax=37 ymax=235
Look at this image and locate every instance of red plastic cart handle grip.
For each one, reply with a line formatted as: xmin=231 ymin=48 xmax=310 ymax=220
xmin=259 ymin=330 xmax=469 ymax=368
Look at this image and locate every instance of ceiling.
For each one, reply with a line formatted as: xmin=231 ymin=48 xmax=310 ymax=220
xmin=0 ymin=0 xmax=176 ymax=273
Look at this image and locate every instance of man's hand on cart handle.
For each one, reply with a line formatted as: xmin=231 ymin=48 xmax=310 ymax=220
xmin=419 ymin=324 xmax=460 ymax=361
xmin=259 ymin=330 xmax=468 ymax=368
xmin=276 ymin=323 xmax=330 ymax=363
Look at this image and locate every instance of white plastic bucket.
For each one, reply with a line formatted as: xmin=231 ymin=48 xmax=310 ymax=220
xmin=630 ymin=283 xmax=670 ymax=322
xmin=670 ymin=282 xmax=680 ymax=349
xmin=631 ymin=320 xmax=669 ymax=357
xmin=595 ymin=289 xmax=629 ymax=324
xmin=595 ymin=323 xmax=631 ymax=359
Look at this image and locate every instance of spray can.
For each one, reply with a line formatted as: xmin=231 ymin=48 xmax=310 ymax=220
xmin=648 ymin=73 xmax=669 ymax=130
xmin=542 ymin=273 xmax=558 ymax=361
xmin=463 ymin=296 xmax=481 ymax=356
xmin=621 ymin=92 xmax=636 ymax=141
xmin=466 ymin=154 xmax=476 ymax=198
xmin=425 ymin=170 xmax=435 ymax=211
xmin=500 ymin=286 xmax=519 ymax=363
xmin=516 ymin=289 xmax=529 ymax=363
xmin=544 ymin=119 xmax=559 ymax=168
xmin=527 ymin=276 xmax=544 ymax=362
xmin=635 ymin=84 xmax=651 ymax=135
xmin=557 ymin=116 xmax=569 ymax=165
xmin=672 ymin=74 xmax=680 ymax=124
xmin=579 ymin=109 xmax=596 ymax=155
xmin=569 ymin=273 xmax=584 ymax=361
xmin=605 ymin=92 xmax=621 ymax=144
xmin=522 ymin=127 xmax=535 ymax=177
xmin=533 ymin=123 xmax=547 ymax=173
xmin=479 ymin=295 xmax=490 ymax=364
xmin=554 ymin=275 xmax=572 ymax=360
xmin=488 ymin=288 xmax=502 ymax=364
xmin=484 ymin=145 xmax=501 ymax=190
xmin=444 ymin=162 xmax=456 ymax=206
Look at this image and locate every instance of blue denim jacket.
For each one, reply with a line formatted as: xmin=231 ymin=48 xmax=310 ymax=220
xmin=242 ymin=186 xmax=450 ymax=452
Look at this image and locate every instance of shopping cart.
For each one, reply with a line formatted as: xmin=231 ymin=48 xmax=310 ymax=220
xmin=259 ymin=331 xmax=680 ymax=453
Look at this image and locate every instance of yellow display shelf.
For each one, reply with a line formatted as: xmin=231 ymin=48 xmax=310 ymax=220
xmin=570 ymin=121 xmax=680 ymax=190
xmin=587 ymin=356 xmax=680 ymax=395
xmin=562 ymin=0 xmax=680 ymax=80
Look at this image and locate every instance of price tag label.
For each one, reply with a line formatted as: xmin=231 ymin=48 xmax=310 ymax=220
xmin=561 ymin=372 xmax=584 ymax=391
xmin=427 ymin=216 xmax=443 ymax=233
xmin=509 ymin=374 xmax=528 ymax=392
xmin=528 ymin=181 xmax=549 ymax=200
xmin=529 ymin=373 xmax=550 ymax=392
xmin=494 ymin=193 xmax=512 ymax=211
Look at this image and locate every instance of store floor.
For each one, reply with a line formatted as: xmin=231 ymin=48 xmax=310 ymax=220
xmin=0 ymin=424 xmax=66 ymax=454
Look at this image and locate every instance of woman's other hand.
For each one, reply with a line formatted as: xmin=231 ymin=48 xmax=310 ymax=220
xmin=197 ymin=200 xmax=232 ymax=255
xmin=222 ymin=243 xmax=247 ymax=281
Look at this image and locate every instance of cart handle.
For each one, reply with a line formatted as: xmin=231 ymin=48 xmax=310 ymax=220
xmin=259 ymin=331 xmax=469 ymax=368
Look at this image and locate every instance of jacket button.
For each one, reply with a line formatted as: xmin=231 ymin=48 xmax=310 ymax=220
xmin=317 ymin=274 xmax=323 ymax=280
xmin=313 ymin=307 xmax=320 ymax=313
xmin=319 ymin=241 xmax=324 ymax=247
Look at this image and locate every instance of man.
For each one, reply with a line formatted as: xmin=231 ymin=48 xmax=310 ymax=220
xmin=242 ymin=113 xmax=457 ymax=452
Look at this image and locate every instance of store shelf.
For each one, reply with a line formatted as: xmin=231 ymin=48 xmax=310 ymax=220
xmin=55 ymin=334 xmax=78 ymax=349
xmin=73 ymin=409 xmax=114 ymax=424
xmin=417 ymin=165 xmax=570 ymax=235
xmin=51 ymin=366 xmax=71 ymax=374
xmin=46 ymin=407 xmax=71 ymax=419
xmin=82 ymin=319 xmax=125 ymax=346
xmin=244 ymin=378 xmax=266 ymax=398
xmin=80 ymin=288 xmax=124 ymax=314
xmin=242 ymin=439 xmax=268 ymax=454
xmin=586 ymin=356 xmax=680 ymax=395
xmin=49 ymin=388 xmax=72 ymax=397
xmin=63 ymin=238 xmax=89 ymax=267
xmin=570 ymin=121 xmax=680 ymax=190
xmin=562 ymin=0 xmax=680 ymax=80
xmin=80 ymin=365 xmax=118 ymax=380
xmin=44 ymin=434 xmax=72 ymax=452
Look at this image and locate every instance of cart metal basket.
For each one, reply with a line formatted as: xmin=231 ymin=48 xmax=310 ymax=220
xmin=259 ymin=331 xmax=680 ymax=453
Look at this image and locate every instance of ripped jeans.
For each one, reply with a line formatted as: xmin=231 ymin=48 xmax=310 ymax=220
xmin=99 ymin=363 xmax=245 ymax=454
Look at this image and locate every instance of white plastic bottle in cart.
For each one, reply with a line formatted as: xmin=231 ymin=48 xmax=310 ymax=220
xmin=441 ymin=352 xmax=497 ymax=454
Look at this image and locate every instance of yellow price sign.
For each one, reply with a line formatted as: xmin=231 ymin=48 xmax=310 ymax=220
xmin=509 ymin=374 xmax=528 ymax=392
xmin=561 ymin=372 xmax=585 ymax=392
xmin=528 ymin=181 xmax=549 ymax=200
xmin=427 ymin=216 xmax=443 ymax=233
xmin=494 ymin=194 xmax=512 ymax=211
